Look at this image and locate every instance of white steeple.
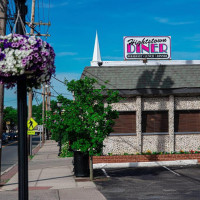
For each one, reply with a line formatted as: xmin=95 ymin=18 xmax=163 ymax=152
xmin=91 ymin=31 xmax=102 ymax=66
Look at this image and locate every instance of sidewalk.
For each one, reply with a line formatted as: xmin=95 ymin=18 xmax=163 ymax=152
xmin=0 ymin=140 xmax=106 ymax=200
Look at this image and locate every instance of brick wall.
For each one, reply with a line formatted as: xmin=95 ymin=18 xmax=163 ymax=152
xmin=93 ymin=154 xmax=200 ymax=164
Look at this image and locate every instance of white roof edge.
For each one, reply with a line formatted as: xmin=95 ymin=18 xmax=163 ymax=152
xmin=95 ymin=60 xmax=200 ymax=66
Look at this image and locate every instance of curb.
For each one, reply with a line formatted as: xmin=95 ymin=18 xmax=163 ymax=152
xmin=93 ymin=159 xmax=199 ymax=169
xmin=1 ymin=163 xmax=17 ymax=176
xmin=0 ymin=142 xmax=43 ymax=187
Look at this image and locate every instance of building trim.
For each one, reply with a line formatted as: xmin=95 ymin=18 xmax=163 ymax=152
xmin=100 ymin=60 xmax=200 ymax=67
xmin=175 ymin=132 xmax=200 ymax=135
xmin=114 ymin=88 xmax=200 ymax=97
xmin=110 ymin=133 xmax=137 ymax=136
xmin=142 ymin=132 xmax=169 ymax=135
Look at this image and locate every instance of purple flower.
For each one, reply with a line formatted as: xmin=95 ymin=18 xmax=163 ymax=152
xmin=22 ymin=59 xmax=27 ymax=66
xmin=34 ymin=52 xmax=39 ymax=57
xmin=0 ymin=53 xmax=5 ymax=61
xmin=42 ymin=63 xmax=46 ymax=68
xmin=33 ymin=59 xmax=38 ymax=64
xmin=0 ymin=33 xmax=56 ymax=89
xmin=11 ymin=43 xmax=16 ymax=48
xmin=15 ymin=43 xmax=20 ymax=48
xmin=28 ymin=55 xmax=33 ymax=60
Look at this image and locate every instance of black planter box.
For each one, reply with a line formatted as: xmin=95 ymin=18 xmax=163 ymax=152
xmin=74 ymin=151 xmax=89 ymax=177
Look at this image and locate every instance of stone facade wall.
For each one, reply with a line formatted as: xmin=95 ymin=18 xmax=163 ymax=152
xmin=175 ymin=134 xmax=200 ymax=151
xmin=142 ymin=135 xmax=170 ymax=152
xmin=111 ymin=98 xmax=136 ymax=111
xmin=142 ymin=97 xmax=169 ymax=111
xmin=103 ymin=136 xmax=138 ymax=155
xmin=175 ymin=97 xmax=200 ymax=110
xmin=103 ymin=96 xmax=200 ymax=155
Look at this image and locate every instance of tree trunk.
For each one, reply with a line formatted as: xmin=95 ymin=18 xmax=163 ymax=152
xmin=89 ymin=155 xmax=93 ymax=180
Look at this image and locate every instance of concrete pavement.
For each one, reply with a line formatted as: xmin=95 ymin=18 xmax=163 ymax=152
xmin=0 ymin=140 xmax=106 ymax=200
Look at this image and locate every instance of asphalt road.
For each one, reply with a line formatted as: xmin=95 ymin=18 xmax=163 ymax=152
xmin=94 ymin=165 xmax=200 ymax=200
xmin=1 ymin=135 xmax=40 ymax=173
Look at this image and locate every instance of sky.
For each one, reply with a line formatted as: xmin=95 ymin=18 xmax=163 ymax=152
xmin=4 ymin=0 xmax=200 ymax=107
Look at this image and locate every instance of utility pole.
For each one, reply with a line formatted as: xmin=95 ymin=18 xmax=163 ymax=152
xmin=0 ymin=0 xmax=7 ymax=184
xmin=27 ymin=0 xmax=50 ymax=147
xmin=28 ymin=0 xmax=35 ymax=156
xmin=14 ymin=0 xmax=28 ymax=200
xmin=45 ymin=85 xmax=51 ymax=140
xmin=44 ymin=85 xmax=47 ymax=140
xmin=42 ymin=84 xmax=45 ymax=143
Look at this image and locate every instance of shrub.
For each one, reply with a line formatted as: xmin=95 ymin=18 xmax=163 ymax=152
xmin=60 ymin=142 xmax=74 ymax=157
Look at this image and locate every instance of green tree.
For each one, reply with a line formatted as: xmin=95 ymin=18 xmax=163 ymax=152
xmin=32 ymin=100 xmax=58 ymax=124
xmin=46 ymin=77 xmax=121 ymax=180
xmin=3 ymin=106 xmax=17 ymax=132
xmin=32 ymin=104 xmax=42 ymax=124
xmin=46 ymin=97 xmax=72 ymax=143
xmin=68 ymin=77 xmax=121 ymax=180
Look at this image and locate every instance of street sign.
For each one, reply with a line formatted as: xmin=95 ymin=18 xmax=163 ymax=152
xmin=27 ymin=118 xmax=38 ymax=131
xmin=27 ymin=130 xmax=36 ymax=135
xmin=38 ymin=125 xmax=43 ymax=132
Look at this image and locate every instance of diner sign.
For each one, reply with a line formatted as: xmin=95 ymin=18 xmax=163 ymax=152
xmin=124 ymin=36 xmax=171 ymax=60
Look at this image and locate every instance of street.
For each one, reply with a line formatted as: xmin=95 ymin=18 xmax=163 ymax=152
xmin=1 ymin=135 xmax=40 ymax=173
xmin=94 ymin=165 xmax=200 ymax=200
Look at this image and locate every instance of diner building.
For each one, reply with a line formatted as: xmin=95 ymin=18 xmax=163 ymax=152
xmin=81 ymin=33 xmax=200 ymax=155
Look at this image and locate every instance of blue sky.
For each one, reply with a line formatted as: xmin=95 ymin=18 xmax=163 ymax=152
xmin=5 ymin=0 xmax=200 ymax=107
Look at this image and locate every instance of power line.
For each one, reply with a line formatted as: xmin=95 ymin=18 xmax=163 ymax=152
xmin=52 ymin=76 xmax=66 ymax=84
xmin=50 ymin=85 xmax=60 ymax=95
xmin=34 ymin=90 xmax=54 ymax=97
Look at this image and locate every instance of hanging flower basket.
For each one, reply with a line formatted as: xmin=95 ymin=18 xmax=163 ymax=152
xmin=0 ymin=33 xmax=56 ymax=89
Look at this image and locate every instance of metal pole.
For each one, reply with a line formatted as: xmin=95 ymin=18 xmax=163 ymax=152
xmin=42 ymin=84 xmax=45 ymax=143
xmin=58 ymin=109 xmax=61 ymax=156
xmin=40 ymin=131 xmax=41 ymax=147
xmin=28 ymin=0 xmax=36 ymax=156
xmin=15 ymin=0 xmax=28 ymax=199
xmin=0 ymin=0 xmax=7 ymax=184
xmin=17 ymin=75 xmax=28 ymax=200
xmin=30 ymin=135 xmax=32 ymax=156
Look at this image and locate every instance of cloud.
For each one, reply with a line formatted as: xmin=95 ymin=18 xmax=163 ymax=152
xmin=102 ymin=56 xmax=123 ymax=61
xmin=73 ymin=57 xmax=91 ymax=60
xmin=154 ymin=17 xmax=195 ymax=25
xmin=43 ymin=2 xmax=69 ymax=8
xmin=184 ymin=34 xmax=200 ymax=42
xmin=56 ymin=52 xmax=78 ymax=56
xmin=73 ymin=0 xmax=100 ymax=6
xmin=172 ymin=51 xmax=200 ymax=60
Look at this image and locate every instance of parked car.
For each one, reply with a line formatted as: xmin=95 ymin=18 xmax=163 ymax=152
xmin=2 ymin=133 xmax=8 ymax=144
xmin=4 ymin=133 xmax=11 ymax=140
xmin=9 ymin=132 xmax=18 ymax=140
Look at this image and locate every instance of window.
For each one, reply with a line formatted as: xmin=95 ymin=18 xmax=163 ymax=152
xmin=175 ymin=110 xmax=200 ymax=132
xmin=112 ymin=111 xmax=136 ymax=134
xmin=142 ymin=111 xmax=168 ymax=133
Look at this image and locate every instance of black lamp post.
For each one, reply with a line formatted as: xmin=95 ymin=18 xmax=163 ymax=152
xmin=57 ymin=102 xmax=62 ymax=156
xmin=15 ymin=1 xmax=29 ymax=199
